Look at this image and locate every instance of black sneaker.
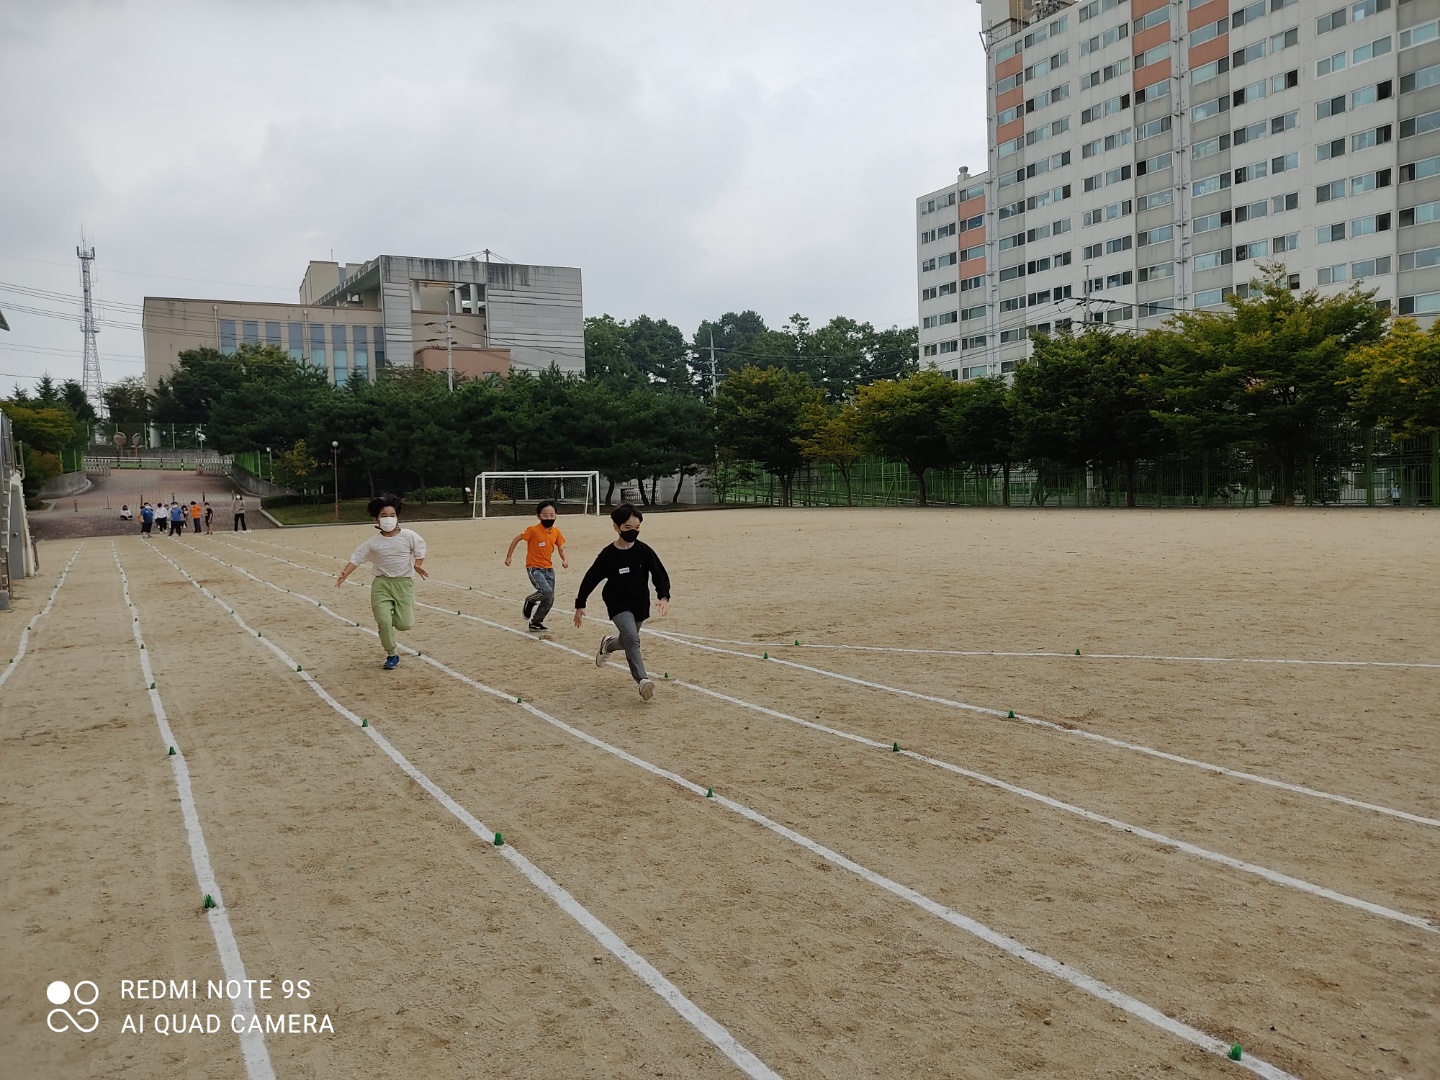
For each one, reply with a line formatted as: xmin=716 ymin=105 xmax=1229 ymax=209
xmin=528 ymin=622 xmax=548 ymax=633
xmin=522 ymin=596 xmax=536 ymax=620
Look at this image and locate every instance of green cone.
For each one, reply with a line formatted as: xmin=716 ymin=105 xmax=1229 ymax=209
xmin=202 ymin=894 xmax=216 ymax=909
xmin=361 ymin=718 xmax=368 ymax=728
xmin=1007 ymin=710 xmax=1015 ymax=718
xmin=1075 ymin=648 xmax=1081 ymax=656
xmin=168 ymin=746 xmax=176 ymax=756
xmin=794 ymin=639 xmax=800 ymax=646
xmin=705 ymin=787 xmax=713 ymax=798
xmin=493 ymin=832 xmax=505 ymax=847
xmin=892 ymin=741 xmax=900 ymax=752
xmin=516 ymin=697 xmax=522 ymax=703
xmin=149 ymin=682 xmax=156 ymax=689
xmin=296 ymin=665 xmax=302 ymax=672
xmin=763 ymin=651 xmax=768 ymax=659
xmin=1228 ymin=1045 xmax=1242 ymax=1061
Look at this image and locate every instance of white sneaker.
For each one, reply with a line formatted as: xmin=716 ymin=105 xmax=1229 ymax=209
xmin=595 ymin=636 xmax=613 ymax=668
xmin=638 ymin=678 xmax=655 ymax=701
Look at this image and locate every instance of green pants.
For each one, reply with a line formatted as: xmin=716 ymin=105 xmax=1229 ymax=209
xmin=371 ymin=575 xmax=415 ymax=656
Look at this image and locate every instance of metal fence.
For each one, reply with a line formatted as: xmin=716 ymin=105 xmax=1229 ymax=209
xmin=725 ymin=428 xmax=1440 ymax=508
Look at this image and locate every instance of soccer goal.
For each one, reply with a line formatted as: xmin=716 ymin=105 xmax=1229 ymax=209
xmin=473 ymin=471 xmax=602 ymax=518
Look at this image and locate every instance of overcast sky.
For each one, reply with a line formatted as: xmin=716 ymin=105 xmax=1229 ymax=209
xmin=0 ymin=1 xmax=989 ymax=394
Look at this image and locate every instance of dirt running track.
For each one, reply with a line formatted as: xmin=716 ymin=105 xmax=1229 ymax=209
xmin=1 ymin=507 xmax=1436 ymax=1079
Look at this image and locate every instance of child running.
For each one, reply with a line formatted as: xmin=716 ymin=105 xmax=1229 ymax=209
xmin=503 ymin=499 xmax=569 ymax=632
xmin=335 ymin=494 xmax=428 ymax=670
xmin=573 ymin=503 xmax=670 ymax=700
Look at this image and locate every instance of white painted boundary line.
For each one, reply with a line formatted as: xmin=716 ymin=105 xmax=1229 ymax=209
xmin=230 ymin=544 xmax=1439 ymax=934
xmin=110 ymin=544 xmax=275 ymax=1080
xmin=223 ymin=535 xmax=1440 ymax=671
xmin=171 ymin=543 xmax=1299 ymax=1079
xmin=141 ymin=544 xmax=782 ymax=1080
xmin=648 ymin=630 xmax=1440 ymax=831
xmin=0 ymin=544 xmax=83 ymax=692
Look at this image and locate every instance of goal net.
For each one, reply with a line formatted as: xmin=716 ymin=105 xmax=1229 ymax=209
xmin=473 ymin=471 xmax=601 ymax=518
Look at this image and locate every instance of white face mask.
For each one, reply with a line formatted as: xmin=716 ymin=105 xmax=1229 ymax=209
xmin=378 ymin=516 xmax=398 ymax=531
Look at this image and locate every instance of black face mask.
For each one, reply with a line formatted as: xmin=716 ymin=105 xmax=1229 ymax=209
xmin=619 ymin=528 xmax=639 ymax=544
xmin=539 ymin=519 xmax=555 ymax=528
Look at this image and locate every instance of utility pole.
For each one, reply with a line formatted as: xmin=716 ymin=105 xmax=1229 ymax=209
xmin=77 ymin=234 xmax=105 ymax=420
xmin=708 ymin=332 xmax=718 ymax=398
xmin=444 ymin=299 xmax=454 ymax=392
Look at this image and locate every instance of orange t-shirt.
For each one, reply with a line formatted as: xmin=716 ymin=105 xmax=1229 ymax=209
xmin=521 ymin=523 xmax=565 ymax=568
xmin=190 ymin=504 xmax=202 ymax=519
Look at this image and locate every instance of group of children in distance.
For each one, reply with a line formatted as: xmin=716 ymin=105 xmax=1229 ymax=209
xmin=341 ymin=495 xmax=670 ymax=698
xmin=136 ymin=493 xmax=251 ymax=537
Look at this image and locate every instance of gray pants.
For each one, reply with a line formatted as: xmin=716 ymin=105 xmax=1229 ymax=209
xmin=526 ymin=567 xmax=555 ymax=624
xmin=604 ymin=610 xmax=648 ymax=682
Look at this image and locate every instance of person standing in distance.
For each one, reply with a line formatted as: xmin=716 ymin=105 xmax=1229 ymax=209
xmin=336 ymin=494 xmax=428 ymax=669
xmin=233 ymin=492 xmax=249 ymax=532
xmin=573 ymin=504 xmax=670 ymax=700
xmin=504 ymin=499 xmax=569 ymax=632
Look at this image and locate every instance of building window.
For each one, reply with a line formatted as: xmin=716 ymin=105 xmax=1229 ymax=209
xmin=1399 ymin=64 xmax=1440 ymax=94
xmin=242 ymin=320 xmax=259 ymax=345
xmin=1317 ymin=263 xmax=1348 ymax=285
xmin=353 ymin=326 xmax=369 ymax=381
xmin=374 ymin=327 xmax=386 ymax=368
xmin=1400 ymin=201 xmax=1440 ymax=228
xmin=1352 ymin=256 xmax=1391 ymax=277
xmin=1400 ymin=112 xmax=1440 ymax=139
xmin=1272 ymin=232 xmax=1300 ymax=253
xmin=219 ymin=320 xmax=237 ymax=356
xmin=1195 ymin=287 xmax=1234 ymax=308
xmin=1399 ymin=19 xmax=1438 ymax=50
xmin=309 ymin=323 xmax=326 ymax=369
xmin=1398 ymin=247 xmax=1440 ymax=271
xmin=265 ymin=321 xmax=281 ymax=347
xmin=1398 ymin=293 xmax=1440 ymax=316
xmin=287 ymin=321 xmax=305 ymax=361
xmin=332 ymin=325 xmax=349 ymax=385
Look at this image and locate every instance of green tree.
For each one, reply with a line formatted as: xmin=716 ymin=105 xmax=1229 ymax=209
xmin=852 ymin=370 xmax=962 ymax=506
xmin=941 ymin=376 xmax=1018 ymax=505
xmin=0 ymin=402 xmax=76 ymax=453
xmin=1164 ymin=268 xmax=1385 ymax=504
xmin=103 ymin=376 xmax=153 ymax=430
xmin=273 ymin=439 xmax=318 ymax=492
xmin=1345 ymin=317 xmax=1440 ymax=436
xmin=60 ymin=379 xmax=96 ymax=423
xmin=692 ymin=310 xmax=773 ymax=383
xmin=796 ymin=401 xmax=862 ymax=505
xmin=713 ymin=365 xmax=823 ymax=505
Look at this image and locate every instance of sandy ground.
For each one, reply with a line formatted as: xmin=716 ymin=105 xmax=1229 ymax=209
xmin=1 ymin=507 xmax=1437 ymax=1079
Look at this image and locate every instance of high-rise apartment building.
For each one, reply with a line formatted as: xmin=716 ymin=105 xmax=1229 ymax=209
xmin=918 ymin=0 xmax=1440 ymax=379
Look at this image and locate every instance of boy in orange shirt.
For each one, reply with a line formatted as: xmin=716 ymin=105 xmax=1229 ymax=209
xmin=504 ymin=500 xmax=568 ymax=632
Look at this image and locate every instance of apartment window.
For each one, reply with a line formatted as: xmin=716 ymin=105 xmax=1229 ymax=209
xmin=960 ymin=244 xmax=986 ymax=261
xmin=1399 ymin=18 xmax=1439 ymax=50
xmin=1234 ymin=41 xmax=1266 ymax=67
xmin=921 ymin=258 xmax=937 ymax=272
xmin=962 ymin=304 xmax=986 ymax=320
xmin=922 ymin=286 xmax=938 ymax=302
xmin=1317 ymin=6 xmax=1346 ymax=32
xmin=1053 ymin=217 xmax=1073 ymax=235
xmin=1399 ymin=247 xmax=1440 ymax=271
xmin=1317 ymin=264 xmax=1348 ymax=285
xmin=1138 ymin=261 xmax=1174 ymax=282
xmin=1351 ymin=168 xmax=1391 ymax=193
xmin=1351 ymin=82 xmax=1386 ymax=109
xmin=997 ymin=72 xmax=1023 ymax=94
xmin=1272 ymin=232 xmax=1300 ymax=252
xmin=1352 ymin=256 xmax=1391 ymax=276
xmin=1233 ymin=122 xmax=1264 ymax=146
xmin=1084 ymin=241 xmax=1103 ymax=259
xmin=1107 ymin=200 xmax=1132 ymax=220
xmin=1351 ymin=213 xmax=1392 ymax=236
xmin=1194 ymin=211 xmax=1232 ymax=232
xmin=1352 ymin=37 xmax=1391 ymax=65
xmin=922 ymin=343 xmax=938 ymax=357
xmin=1138 ymin=225 xmax=1174 ymax=245
xmin=1137 ymin=152 xmax=1172 ymax=176
xmin=241 ymin=320 xmax=259 ymax=345
xmin=1137 ymin=116 xmax=1172 ymax=143
xmin=999 ymin=136 xmax=1024 ymax=158
xmin=1317 ymin=179 xmax=1346 ymax=202
xmin=1400 ymin=112 xmax=1440 ymax=139
xmin=999 ymin=232 xmax=1025 ymax=251
xmin=939 ymin=340 xmax=959 ymax=355
xmin=1194 ymin=173 xmax=1231 ymax=197
xmin=1317 ymin=138 xmax=1347 ymax=162
xmin=1269 ymin=27 xmax=1298 ymax=52
xmin=938 ymin=252 xmax=959 ymax=267
xmin=962 ymin=213 xmax=985 ymax=231
xmin=1106 ymin=235 xmax=1132 ymax=254
xmin=1194 ymin=134 xmax=1231 ymax=158
xmin=1272 ymin=151 xmax=1300 ymax=174
xmin=1400 ymin=155 xmax=1440 ymax=182
xmin=287 ymin=321 xmax=305 ymax=360
xmin=1351 ymin=125 xmax=1392 ymax=151
xmin=1317 ymin=95 xmax=1346 ymax=119
xmin=1350 ymin=0 xmax=1389 ymax=18
xmin=1271 ymin=69 xmax=1299 ymax=93
xmin=1135 ymin=78 xmax=1170 ymax=104
xmin=1195 ymin=287 xmax=1234 ymax=308
xmin=309 ymin=323 xmax=326 ymax=368
xmin=219 ymin=320 xmax=237 ymax=355
xmin=998 ymin=107 xmax=1022 ymax=128
xmin=1134 ymin=8 xmax=1169 ymax=32
xmin=331 ymin=325 xmax=348 ymax=384
xmin=1192 ymin=17 xmax=1228 ymax=46
xmin=1235 ymin=199 xmax=1269 ymax=221
xmin=353 ymin=326 xmax=369 ymax=380
xmin=1401 ymin=65 xmax=1440 ymax=95
xmin=939 ymin=311 xmax=960 ymax=325
xmin=1108 ymin=165 xmax=1131 ymax=184
xmin=1136 ymin=44 xmax=1170 ymax=69
xmin=1271 ymin=110 xmax=1298 ymax=134
xmin=1136 ymin=189 xmax=1173 ymax=212
xmin=1236 ymin=240 xmax=1270 ymax=261
xmin=1191 ymin=58 xmax=1230 ymax=86
xmin=1000 ymin=296 xmax=1023 ymax=313
xmin=999 ymin=328 xmax=1028 ymax=344
xmin=1318 ymin=222 xmax=1347 ymax=244
xmin=1235 ymin=161 xmax=1268 ymax=183
xmin=1024 ymin=290 xmax=1046 ymax=306
xmin=1192 ymin=97 xmax=1229 ymax=123
xmin=1400 ymin=201 xmax=1440 ymax=228
xmin=264 ymin=321 xmax=281 ymax=347
xmin=373 ymin=327 xmax=385 ymax=367
xmin=938 ymin=222 xmax=957 ymax=238
xmin=1318 ymin=52 xmax=1346 ymax=76
xmin=960 ymin=274 xmax=984 ymax=290
xmin=1231 ymin=0 xmax=1264 ymax=25
xmin=1399 ymin=294 xmax=1440 ymax=316
xmin=1273 ymin=191 xmax=1300 ymax=213
xmin=922 ymin=314 xmax=941 ymax=329
xmin=1195 ymin=249 xmax=1231 ymax=271
xmin=1234 ymin=79 xmax=1267 ymax=107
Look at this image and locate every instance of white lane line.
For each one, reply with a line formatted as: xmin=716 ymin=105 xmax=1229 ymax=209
xmin=215 ymin=536 xmax=1440 ymax=830
xmin=172 ymin=543 xmax=1300 ymax=1080
xmin=0 ymin=544 xmax=83 ymax=692
xmin=142 ymin=543 xmax=782 ymax=1080
xmin=247 ymin=553 xmax=1439 ymax=936
xmin=222 ymin=535 xmax=1440 ymax=670
xmin=110 ymin=544 xmax=275 ymax=1080
xmin=646 ymin=630 xmax=1440 ymax=831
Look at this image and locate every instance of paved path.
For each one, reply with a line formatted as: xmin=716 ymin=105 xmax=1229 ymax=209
xmin=30 ymin=470 xmax=270 ymax=540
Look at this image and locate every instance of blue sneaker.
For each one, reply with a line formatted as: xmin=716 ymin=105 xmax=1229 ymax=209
xmin=383 ymin=655 xmax=400 ymax=670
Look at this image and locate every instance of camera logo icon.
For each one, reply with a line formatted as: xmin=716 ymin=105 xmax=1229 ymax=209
xmin=46 ymin=980 xmax=100 ymax=1033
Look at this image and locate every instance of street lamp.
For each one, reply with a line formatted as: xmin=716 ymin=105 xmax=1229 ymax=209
xmin=332 ymin=440 xmax=340 ymax=521
xmin=266 ymin=446 xmax=273 ymax=483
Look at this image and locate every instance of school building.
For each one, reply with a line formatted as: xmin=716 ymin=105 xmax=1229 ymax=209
xmin=142 ymin=254 xmax=585 ymax=388
xmin=917 ymin=0 xmax=1440 ymax=380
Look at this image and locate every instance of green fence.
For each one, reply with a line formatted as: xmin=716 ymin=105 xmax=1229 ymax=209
xmin=725 ymin=428 xmax=1440 ymax=508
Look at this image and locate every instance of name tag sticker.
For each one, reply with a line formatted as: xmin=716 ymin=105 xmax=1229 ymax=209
xmin=539 ymin=542 xmax=547 ymax=547
xmin=618 ymin=566 xmax=631 ymax=574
